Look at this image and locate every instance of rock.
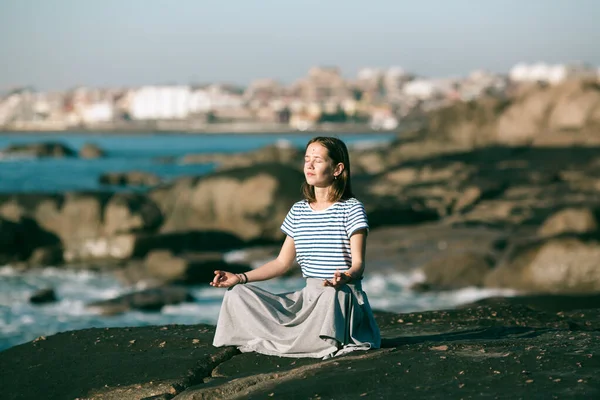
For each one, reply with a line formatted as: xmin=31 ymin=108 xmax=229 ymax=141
xmin=453 ymin=178 xmax=507 ymax=214
xmin=0 ymin=216 xmax=61 ymax=264
xmin=0 ymin=323 xmax=235 ymax=400
xmin=182 ymin=143 xmax=303 ymax=171
xmin=422 ymin=79 xmax=600 ymax=147
xmin=28 ymin=245 xmax=64 ymax=266
xmin=103 ymin=193 xmax=163 ymax=236
xmin=420 ymin=252 xmax=494 ymax=290
xmin=150 ymin=163 xmax=305 ymax=241
xmin=537 ymin=207 xmax=599 ymax=237
xmin=485 ymin=236 xmax=600 ymax=293
xmin=99 ymin=171 xmax=161 ymax=187
xmin=63 ymin=233 xmax=141 ymax=262
xmin=32 ymin=192 xmax=111 ymax=249
xmin=1 ymin=142 xmax=77 ymax=158
xmin=87 ymin=286 xmax=195 ymax=315
xmin=0 ymin=193 xmax=167 ymax=263
xmin=29 ymin=288 xmax=57 ymax=304
xmin=143 ymin=250 xmax=251 ymax=284
xmin=79 ymin=143 xmax=106 ymax=158
xmin=3 ymin=305 xmax=600 ymax=399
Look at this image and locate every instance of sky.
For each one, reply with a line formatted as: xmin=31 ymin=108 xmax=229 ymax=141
xmin=1 ymin=0 xmax=599 ymax=90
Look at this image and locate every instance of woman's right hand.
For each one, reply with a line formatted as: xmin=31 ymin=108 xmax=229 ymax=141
xmin=210 ymin=270 xmax=241 ymax=288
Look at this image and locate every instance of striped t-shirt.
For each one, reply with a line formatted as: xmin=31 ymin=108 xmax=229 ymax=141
xmin=280 ymin=198 xmax=369 ymax=279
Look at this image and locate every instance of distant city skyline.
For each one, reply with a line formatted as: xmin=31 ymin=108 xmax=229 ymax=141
xmin=1 ymin=0 xmax=599 ymax=91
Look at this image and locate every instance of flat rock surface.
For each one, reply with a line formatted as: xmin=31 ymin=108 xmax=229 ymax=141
xmin=2 ymin=301 xmax=600 ymax=399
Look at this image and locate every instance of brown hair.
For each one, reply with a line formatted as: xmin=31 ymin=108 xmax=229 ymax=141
xmin=301 ymin=136 xmax=354 ymax=202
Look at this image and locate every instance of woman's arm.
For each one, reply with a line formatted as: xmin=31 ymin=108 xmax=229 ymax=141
xmin=326 ymin=229 xmax=367 ymax=288
xmin=211 ymin=235 xmax=297 ymax=288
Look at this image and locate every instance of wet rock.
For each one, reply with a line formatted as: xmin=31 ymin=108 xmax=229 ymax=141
xmin=87 ymin=286 xmax=195 ymax=315
xmin=79 ymin=143 xmax=106 ymax=159
xmin=29 ymin=288 xmax=57 ymax=304
xmin=1 ymin=141 xmax=77 ymax=158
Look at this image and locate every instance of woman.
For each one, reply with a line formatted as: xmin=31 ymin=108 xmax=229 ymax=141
xmin=211 ymin=136 xmax=380 ymax=359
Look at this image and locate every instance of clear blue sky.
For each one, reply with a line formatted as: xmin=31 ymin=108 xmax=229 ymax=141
xmin=1 ymin=0 xmax=598 ymax=90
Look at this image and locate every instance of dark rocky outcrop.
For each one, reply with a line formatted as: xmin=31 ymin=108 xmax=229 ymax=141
xmin=2 ymin=303 xmax=600 ymax=399
xmin=29 ymin=288 xmax=57 ymax=304
xmin=0 ymin=141 xmax=77 ymax=158
xmin=99 ymin=171 xmax=162 ymax=187
xmin=0 ymin=216 xmax=61 ymax=264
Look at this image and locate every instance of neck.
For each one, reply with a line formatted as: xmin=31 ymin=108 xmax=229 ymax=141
xmin=313 ymin=186 xmax=332 ymax=204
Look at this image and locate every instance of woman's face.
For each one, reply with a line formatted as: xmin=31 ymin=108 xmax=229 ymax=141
xmin=304 ymin=142 xmax=336 ymax=188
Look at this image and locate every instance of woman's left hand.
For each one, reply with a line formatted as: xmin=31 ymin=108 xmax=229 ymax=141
xmin=323 ymin=270 xmax=352 ymax=289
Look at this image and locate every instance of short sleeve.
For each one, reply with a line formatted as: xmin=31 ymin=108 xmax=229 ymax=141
xmin=280 ymin=204 xmax=296 ymax=238
xmin=345 ymin=200 xmax=369 ymax=237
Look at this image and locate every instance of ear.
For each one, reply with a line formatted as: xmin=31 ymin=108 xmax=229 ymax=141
xmin=333 ymin=162 xmax=344 ymax=177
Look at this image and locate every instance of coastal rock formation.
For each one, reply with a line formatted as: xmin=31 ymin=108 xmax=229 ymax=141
xmin=0 ymin=193 xmax=163 ymax=263
xmin=419 ymin=252 xmax=493 ymax=290
xmin=424 ymin=79 xmax=600 ymax=147
xmin=0 ymin=216 xmax=61 ymax=265
xmin=485 ymin=235 xmax=600 ymax=293
xmin=2 ymin=304 xmax=599 ymax=399
xmin=79 ymin=142 xmax=106 ymax=158
xmin=0 ymin=141 xmax=77 ymax=158
xmin=537 ymin=207 xmax=599 ymax=237
xmin=150 ymin=163 xmax=305 ymax=241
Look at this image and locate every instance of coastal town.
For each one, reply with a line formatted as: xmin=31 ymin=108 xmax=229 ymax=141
xmin=1 ymin=62 xmax=598 ymax=133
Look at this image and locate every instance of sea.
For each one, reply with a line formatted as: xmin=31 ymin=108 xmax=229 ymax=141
xmin=0 ymin=132 xmax=515 ymax=351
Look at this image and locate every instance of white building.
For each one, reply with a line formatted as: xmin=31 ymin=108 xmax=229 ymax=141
xmin=0 ymin=94 xmax=21 ymax=126
xmin=189 ymin=85 xmax=244 ymax=114
xmin=129 ymin=86 xmax=191 ymax=120
xmin=403 ymin=79 xmax=453 ymax=100
xmin=509 ymin=62 xmax=598 ymax=84
xmin=81 ymin=102 xmax=114 ymax=124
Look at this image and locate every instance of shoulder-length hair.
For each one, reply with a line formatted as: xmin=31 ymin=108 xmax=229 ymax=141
xmin=301 ymin=136 xmax=354 ymax=203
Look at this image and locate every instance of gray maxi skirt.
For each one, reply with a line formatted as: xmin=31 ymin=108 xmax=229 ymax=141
xmin=212 ymin=278 xmax=381 ymax=359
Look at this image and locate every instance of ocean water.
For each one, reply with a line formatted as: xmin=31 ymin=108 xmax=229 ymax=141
xmin=0 ymin=132 xmax=394 ymax=192
xmin=0 ymin=132 xmax=517 ymax=351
